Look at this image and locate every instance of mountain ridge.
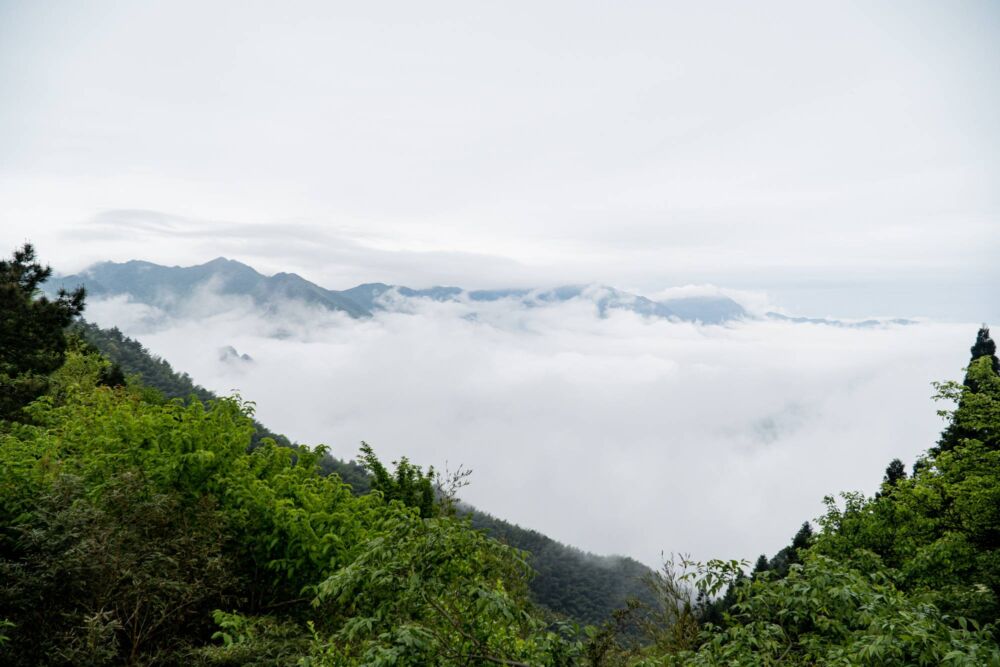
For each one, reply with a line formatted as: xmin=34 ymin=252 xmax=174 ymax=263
xmin=51 ymin=257 xmax=915 ymax=328
xmin=52 ymin=257 xmax=749 ymax=325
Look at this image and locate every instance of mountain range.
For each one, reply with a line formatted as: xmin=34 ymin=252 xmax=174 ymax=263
xmin=50 ymin=257 xmax=910 ymax=327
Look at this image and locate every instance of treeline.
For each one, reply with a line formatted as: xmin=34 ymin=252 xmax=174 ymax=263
xmin=2 ymin=243 xmax=1000 ymax=665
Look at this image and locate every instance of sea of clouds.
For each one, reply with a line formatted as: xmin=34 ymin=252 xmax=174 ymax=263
xmin=85 ymin=290 xmax=975 ymax=567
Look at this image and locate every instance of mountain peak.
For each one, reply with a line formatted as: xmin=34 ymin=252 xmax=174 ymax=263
xmin=202 ymin=256 xmax=254 ymax=270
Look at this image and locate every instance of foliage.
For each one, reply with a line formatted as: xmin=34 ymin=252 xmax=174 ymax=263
xmin=77 ymin=318 xmax=655 ymax=628
xmin=0 ymin=346 xmax=576 ymax=665
xmin=194 ymin=611 xmax=311 ymax=666
xmin=73 ymin=319 xmax=373 ymax=490
xmin=660 ymin=553 xmax=1000 ymax=666
xmin=0 ymin=472 xmax=235 ymax=665
xmin=936 ymin=325 xmax=1000 ymax=453
xmin=469 ymin=510 xmax=657 ymax=628
xmin=358 ymin=441 xmax=437 ymax=518
xmin=0 ymin=243 xmax=85 ymax=421
xmin=307 ymin=508 xmax=578 ymax=666
xmin=813 ymin=356 xmax=1000 ymax=623
xmin=652 ymin=329 xmax=1000 ymax=665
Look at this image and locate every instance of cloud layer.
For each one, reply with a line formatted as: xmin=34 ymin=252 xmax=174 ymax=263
xmin=86 ymin=291 xmax=975 ymax=566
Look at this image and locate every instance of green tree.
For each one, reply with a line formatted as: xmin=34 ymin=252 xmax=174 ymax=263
xmin=882 ymin=458 xmax=906 ymax=486
xmin=937 ymin=325 xmax=999 ymax=453
xmin=358 ymin=442 xmax=437 ymax=518
xmin=969 ymin=326 xmax=1000 ymax=379
xmin=0 ymin=243 xmax=85 ymax=421
xmin=308 ymin=508 xmax=576 ymax=667
xmin=668 ymin=553 xmax=1000 ymax=666
xmin=0 ymin=473 xmax=236 ymax=665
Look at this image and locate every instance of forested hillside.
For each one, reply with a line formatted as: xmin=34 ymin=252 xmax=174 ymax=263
xmin=467 ymin=511 xmax=655 ymax=627
xmin=71 ymin=319 xmax=656 ymax=628
xmin=3 ymin=244 xmax=1000 ymax=665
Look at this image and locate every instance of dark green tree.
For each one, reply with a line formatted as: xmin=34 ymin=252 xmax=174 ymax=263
xmin=0 ymin=243 xmax=85 ymax=421
xmin=751 ymin=554 xmax=769 ymax=576
xmin=358 ymin=441 xmax=437 ymax=518
xmin=875 ymin=458 xmax=907 ymax=499
xmin=790 ymin=522 xmax=813 ymax=553
xmin=882 ymin=458 xmax=906 ymax=486
xmin=968 ymin=325 xmax=1000 ymax=387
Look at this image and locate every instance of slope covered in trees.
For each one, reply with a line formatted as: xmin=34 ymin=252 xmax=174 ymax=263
xmin=468 ymin=511 xmax=656 ymax=628
xmin=71 ymin=317 xmax=656 ymax=629
xmin=658 ymin=326 xmax=1000 ymax=665
xmin=2 ymin=246 xmax=573 ymax=664
xmin=70 ymin=320 xmax=371 ymax=489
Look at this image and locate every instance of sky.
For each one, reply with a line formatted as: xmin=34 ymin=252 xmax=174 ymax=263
xmin=0 ymin=1 xmax=997 ymax=564
xmin=0 ymin=0 xmax=997 ymax=320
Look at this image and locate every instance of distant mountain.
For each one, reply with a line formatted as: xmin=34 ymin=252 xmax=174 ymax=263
xmin=52 ymin=258 xmax=749 ymax=324
xmin=54 ymin=257 xmax=914 ymax=327
xmin=53 ymin=257 xmax=370 ymax=318
xmin=764 ymin=312 xmax=916 ymax=328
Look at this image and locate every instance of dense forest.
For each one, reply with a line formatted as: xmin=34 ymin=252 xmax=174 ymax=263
xmin=2 ymin=243 xmax=1000 ymax=665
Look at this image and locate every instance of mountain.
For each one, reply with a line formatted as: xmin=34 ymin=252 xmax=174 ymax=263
xmin=53 ymin=258 xmax=749 ymax=324
xmin=52 ymin=258 xmax=370 ymax=318
xmin=55 ymin=257 xmax=916 ymax=328
xmin=72 ymin=319 xmax=656 ymax=626
xmin=764 ymin=312 xmax=916 ymax=328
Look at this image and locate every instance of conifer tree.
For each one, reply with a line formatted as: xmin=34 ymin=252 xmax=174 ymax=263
xmin=881 ymin=458 xmax=906 ymax=486
xmin=967 ymin=325 xmax=1000 ymax=388
xmin=936 ymin=325 xmax=999 ymax=452
xmin=875 ymin=458 xmax=907 ymax=498
xmin=0 ymin=243 xmax=85 ymax=420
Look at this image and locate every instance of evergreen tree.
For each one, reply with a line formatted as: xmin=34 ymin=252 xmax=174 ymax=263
xmin=875 ymin=458 xmax=907 ymax=498
xmin=967 ymin=325 xmax=1000 ymax=388
xmin=790 ymin=522 xmax=813 ymax=556
xmin=881 ymin=458 xmax=906 ymax=486
xmin=358 ymin=441 xmax=437 ymax=518
xmin=937 ymin=325 xmax=1000 ymax=453
xmin=0 ymin=243 xmax=85 ymax=421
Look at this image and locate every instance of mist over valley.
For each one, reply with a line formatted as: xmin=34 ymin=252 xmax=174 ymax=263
xmin=64 ymin=257 xmax=972 ymax=566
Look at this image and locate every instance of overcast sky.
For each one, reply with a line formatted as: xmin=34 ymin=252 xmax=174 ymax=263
xmin=1 ymin=0 xmax=996 ymax=566
xmin=1 ymin=1 xmax=997 ymax=320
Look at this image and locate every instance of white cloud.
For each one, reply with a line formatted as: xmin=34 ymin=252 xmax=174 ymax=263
xmin=84 ymin=292 xmax=975 ymax=567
